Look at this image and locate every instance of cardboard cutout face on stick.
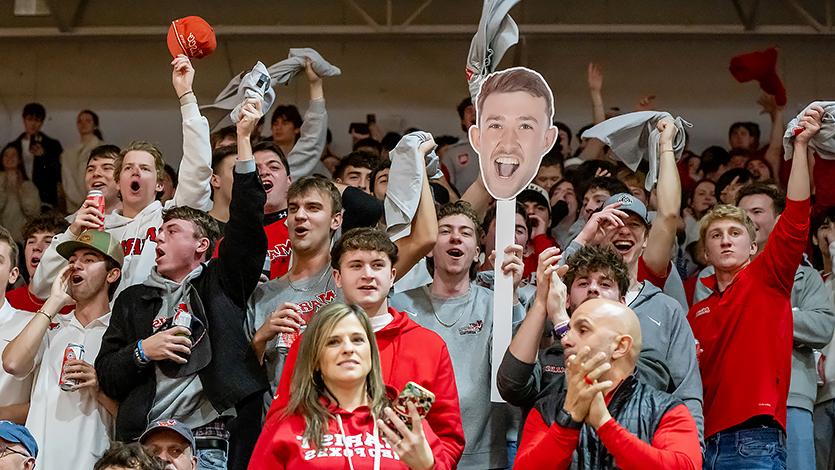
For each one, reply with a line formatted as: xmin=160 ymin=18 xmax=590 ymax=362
xmin=469 ymin=67 xmax=557 ymax=200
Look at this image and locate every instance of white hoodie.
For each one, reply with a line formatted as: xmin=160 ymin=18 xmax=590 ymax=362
xmin=31 ymin=102 xmax=213 ymax=301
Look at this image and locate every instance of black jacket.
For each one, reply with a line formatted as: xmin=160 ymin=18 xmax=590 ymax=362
xmin=11 ymin=131 xmax=62 ymax=207
xmin=95 ymin=163 xmax=268 ymax=441
xmin=535 ymin=374 xmax=681 ymax=470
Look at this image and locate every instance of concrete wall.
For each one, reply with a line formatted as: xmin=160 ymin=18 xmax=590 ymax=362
xmin=1 ymin=33 xmax=834 ymax=165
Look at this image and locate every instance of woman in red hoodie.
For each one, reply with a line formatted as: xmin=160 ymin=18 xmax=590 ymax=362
xmin=249 ymin=302 xmax=441 ymax=470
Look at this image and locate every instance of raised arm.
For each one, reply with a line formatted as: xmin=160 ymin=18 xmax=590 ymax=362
xmin=588 ymin=63 xmax=606 ymax=125
xmin=643 ymin=117 xmax=681 ymax=277
xmin=759 ymin=93 xmax=786 ymax=179
xmin=170 ymin=55 xmax=213 ymax=211
xmin=393 ymin=139 xmax=438 ymax=280
xmin=287 ymin=60 xmax=329 ymax=180
xmin=3 ymin=268 xmax=72 ymax=377
xmin=215 ymin=99 xmax=268 ymax=307
xmin=460 ymin=177 xmax=493 ymax=219
xmin=787 ymin=105 xmax=821 ymax=201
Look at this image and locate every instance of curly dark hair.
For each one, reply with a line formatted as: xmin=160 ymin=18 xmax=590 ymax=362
xmin=564 ymin=245 xmax=630 ymax=297
xmin=94 ymin=442 xmax=166 ymax=470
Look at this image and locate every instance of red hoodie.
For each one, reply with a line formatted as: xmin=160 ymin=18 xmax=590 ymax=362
xmin=249 ymin=399 xmax=446 ymax=470
xmin=256 ymin=307 xmax=465 ymax=470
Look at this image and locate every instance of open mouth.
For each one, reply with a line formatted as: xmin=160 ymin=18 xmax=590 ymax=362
xmin=262 ymin=180 xmax=274 ymax=193
xmin=612 ymin=240 xmax=634 ymax=255
xmin=71 ymin=274 xmax=83 ymax=285
xmin=129 ymin=180 xmax=141 ymax=192
xmin=358 ymin=285 xmax=377 ymax=292
xmin=294 ymin=226 xmax=309 ymax=237
xmin=31 ymin=256 xmax=41 ymax=267
xmin=446 ymin=248 xmax=464 ymax=259
xmin=91 ymin=181 xmax=107 ymax=190
xmin=155 ymin=247 xmax=166 ymax=260
xmin=494 ymin=157 xmax=520 ymax=178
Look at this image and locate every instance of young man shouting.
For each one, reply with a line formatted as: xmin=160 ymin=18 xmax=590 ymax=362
xmin=3 ymin=230 xmax=122 ymax=470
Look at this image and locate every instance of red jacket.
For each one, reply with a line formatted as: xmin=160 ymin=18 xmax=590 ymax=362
xmin=259 ymin=307 xmax=465 ymax=469
xmin=523 ymin=234 xmax=559 ymax=279
xmin=515 ymin=404 xmax=701 ymax=470
xmin=687 ymin=197 xmax=809 ymax=438
xmin=249 ymin=400 xmax=446 ymax=470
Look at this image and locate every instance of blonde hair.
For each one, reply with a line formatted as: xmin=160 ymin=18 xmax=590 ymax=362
xmin=285 ymin=303 xmax=388 ymax=448
xmin=698 ymin=204 xmax=757 ymax=244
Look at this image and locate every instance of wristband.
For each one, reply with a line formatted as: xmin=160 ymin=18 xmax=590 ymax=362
xmin=136 ymin=340 xmax=150 ymax=364
xmin=178 ymin=90 xmax=194 ymax=100
xmin=553 ymin=321 xmax=570 ymax=340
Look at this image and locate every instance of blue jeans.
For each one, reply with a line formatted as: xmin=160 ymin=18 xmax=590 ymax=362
xmin=786 ymin=407 xmax=814 ymax=470
xmin=197 ymin=448 xmax=228 ymax=470
xmin=506 ymin=440 xmax=518 ymax=468
xmin=704 ymin=425 xmax=787 ymax=470
xmin=814 ymin=399 xmax=835 ymax=470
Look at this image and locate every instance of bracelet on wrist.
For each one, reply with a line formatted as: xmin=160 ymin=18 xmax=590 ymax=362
xmin=36 ymin=310 xmax=53 ymax=323
xmin=178 ymin=90 xmax=194 ymax=100
xmin=135 ymin=340 xmax=150 ymax=365
xmin=553 ymin=320 xmax=570 ymax=340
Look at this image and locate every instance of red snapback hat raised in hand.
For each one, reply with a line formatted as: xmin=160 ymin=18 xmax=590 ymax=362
xmin=166 ymin=16 xmax=216 ymax=59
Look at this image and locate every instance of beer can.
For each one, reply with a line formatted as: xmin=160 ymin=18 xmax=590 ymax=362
xmin=86 ymin=189 xmax=105 ymax=230
xmin=276 ymin=324 xmax=307 ymax=354
xmin=59 ymin=343 xmax=85 ymax=391
xmin=172 ymin=303 xmax=192 ymax=336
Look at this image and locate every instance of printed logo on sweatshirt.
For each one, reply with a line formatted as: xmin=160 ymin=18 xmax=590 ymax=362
xmin=268 ymin=241 xmax=292 ymax=260
xmin=694 ymin=306 xmax=711 ymax=318
xmin=121 ymin=227 xmax=158 ymax=256
xmin=543 ymin=364 xmax=565 ymax=375
xmin=297 ymin=290 xmax=337 ymax=314
xmin=296 ymin=432 xmax=401 ymax=462
xmin=458 ymin=320 xmax=483 ymax=336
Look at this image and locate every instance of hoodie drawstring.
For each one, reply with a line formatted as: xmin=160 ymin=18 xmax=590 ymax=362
xmin=335 ymin=413 xmax=381 ymax=470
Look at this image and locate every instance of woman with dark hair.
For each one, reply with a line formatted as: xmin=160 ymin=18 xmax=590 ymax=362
xmin=0 ymin=143 xmax=41 ymax=240
xmin=249 ymin=303 xmax=443 ymax=470
xmin=62 ymin=109 xmax=104 ymax=211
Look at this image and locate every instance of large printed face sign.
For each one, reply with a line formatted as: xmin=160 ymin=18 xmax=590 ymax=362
xmin=469 ymin=67 xmax=557 ymax=200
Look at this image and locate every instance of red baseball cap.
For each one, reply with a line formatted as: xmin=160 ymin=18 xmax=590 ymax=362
xmin=166 ymin=16 xmax=216 ymax=59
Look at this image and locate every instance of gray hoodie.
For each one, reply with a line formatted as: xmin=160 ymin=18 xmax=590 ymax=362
xmin=695 ymin=262 xmax=835 ymax=411
xmin=497 ymin=280 xmax=704 ymax=442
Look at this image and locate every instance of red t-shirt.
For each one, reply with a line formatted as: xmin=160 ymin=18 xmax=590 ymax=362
xmin=688 ymin=197 xmax=809 ymax=438
xmin=264 ymin=210 xmax=291 ymax=279
xmin=515 ymin=402 xmax=701 ymax=470
xmin=5 ymin=284 xmax=73 ymax=314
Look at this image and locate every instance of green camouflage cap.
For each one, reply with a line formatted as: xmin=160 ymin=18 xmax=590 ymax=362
xmin=57 ymin=230 xmax=124 ymax=267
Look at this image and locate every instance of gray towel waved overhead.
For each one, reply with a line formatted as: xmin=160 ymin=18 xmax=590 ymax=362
xmin=582 ymin=111 xmax=691 ymax=191
xmin=201 ymin=48 xmax=341 ymax=128
xmin=466 ymin=0 xmax=521 ymax=101
xmin=783 ymin=101 xmax=835 ymax=160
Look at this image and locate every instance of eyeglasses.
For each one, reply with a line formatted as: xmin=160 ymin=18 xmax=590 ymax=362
xmin=0 ymin=441 xmax=31 ymax=459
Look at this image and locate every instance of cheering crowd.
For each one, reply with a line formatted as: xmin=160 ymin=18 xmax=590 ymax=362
xmin=0 ymin=43 xmax=834 ymax=470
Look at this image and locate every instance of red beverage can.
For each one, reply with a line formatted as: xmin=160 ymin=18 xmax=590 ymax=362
xmin=86 ymin=189 xmax=105 ymax=230
xmin=172 ymin=303 xmax=192 ymax=337
xmin=59 ymin=343 xmax=85 ymax=391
